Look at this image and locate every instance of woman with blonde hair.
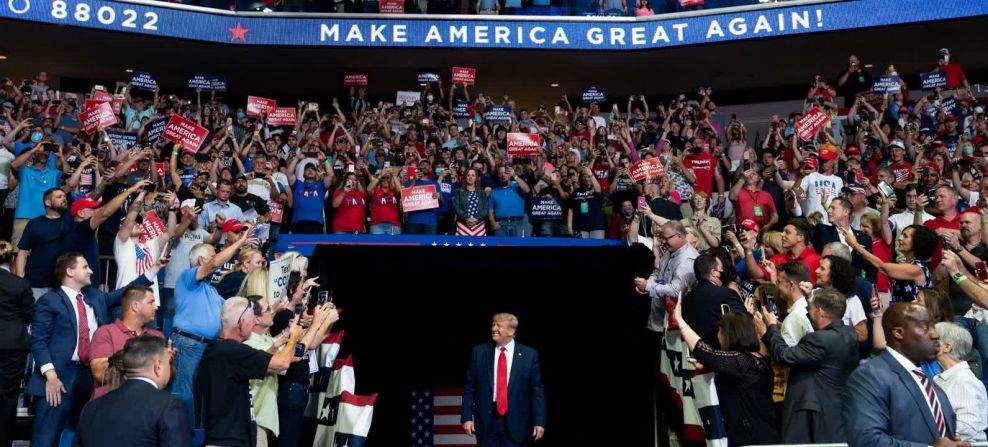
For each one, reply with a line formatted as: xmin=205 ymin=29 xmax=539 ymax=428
xmin=761 ymin=231 xmax=784 ymax=260
xmin=216 ymin=248 xmax=266 ymax=298
xmin=680 ymin=191 xmax=720 ymax=251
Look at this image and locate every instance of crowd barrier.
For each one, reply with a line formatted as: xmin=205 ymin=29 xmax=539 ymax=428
xmin=273 ymin=233 xmax=626 ymax=256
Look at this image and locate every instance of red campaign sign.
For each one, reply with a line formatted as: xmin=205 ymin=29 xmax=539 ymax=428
xmin=154 ymin=162 xmax=167 ymax=179
xmin=79 ymin=102 xmax=118 ymax=135
xmin=343 ymin=73 xmax=369 ymax=86
xmin=140 ymin=209 xmax=167 ymax=243
xmin=506 ymin=133 xmax=541 ymax=157
xmin=91 ymin=90 xmax=113 ymax=103
xmin=379 ymin=0 xmax=403 ymax=13
xmin=451 ymin=67 xmax=476 ymax=86
xmin=266 ymin=107 xmax=297 ymax=126
xmin=401 ymin=184 xmax=439 ymax=212
xmin=795 ymin=107 xmax=830 ymax=141
xmin=247 ymin=96 xmax=276 ymax=116
xmin=629 ymin=158 xmax=666 ymax=182
xmin=161 ymin=114 xmax=210 ymax=153
xmin=112 ymin=97 xmax=124 ymax=115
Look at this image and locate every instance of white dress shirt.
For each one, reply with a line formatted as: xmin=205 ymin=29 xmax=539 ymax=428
xmin=886 ymin=347 xmax=939 ymax=424
xmin=935 ymin=362 xmax=988 ymax=442
xmin=39 ymin=286 xmax=98 ymax=375
xmin=492 ymin=339 xmax=515 ymax=402
xmin=781 ymin=297 xmax=813 ymax=347
xmin=130 ymin=376 xmax=160 ymax=390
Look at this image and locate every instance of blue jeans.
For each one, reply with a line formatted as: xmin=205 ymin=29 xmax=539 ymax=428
xmin=158 ymin=287 xmax=176 ymax=339
xmin=539 ymin=220 xmax=564 ymax=237
xmin=170 ymin=333 xmax=208 ymax=429
xmin=405 ymin=224 xmax=436 ymax=235
xmin=495 ymin=217 xmax=526 ymax=237
xmin=370 ymin=222 xmax=402 ymax=235
xmin=277 ymin=381 xmax=309 ymax=447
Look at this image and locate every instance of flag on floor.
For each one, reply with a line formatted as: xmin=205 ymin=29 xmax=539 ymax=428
xmin=659 ymin=328 xmax=728 ymax=447
xmin=410 ymin=387 xmax=476 ymax=447
xmin=313 ymin=355 xmax=356 ymax=446
xmin=332 ymin=391 xmax=377 ymax=447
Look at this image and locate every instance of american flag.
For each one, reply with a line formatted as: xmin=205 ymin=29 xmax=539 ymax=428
xmin=410 ymin=388 xmax=476 ymax=447
xmin=134 ymin=243 xmax=153 ymax=275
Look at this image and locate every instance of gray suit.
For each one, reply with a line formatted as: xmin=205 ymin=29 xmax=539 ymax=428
xmin=763 ymin=321 xmax=859 ymax=443
xmin=843 ymin=350 xmax=956 ymax=447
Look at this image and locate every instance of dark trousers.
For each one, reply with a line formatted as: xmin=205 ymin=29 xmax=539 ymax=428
xmin=31 ymin=366 xmax=92 ymax=447
xmin=277 ymin=381 xmax=309 ymax=447
xmin=291 ymin=220 xmax=325 ymax=234
xmin=404 ymin=224 xmax=437 ymax=235
xmin=0 ymin=349 xmax=27 ymax=447
xmin=477 ymin=411 xmax=526 ymax=447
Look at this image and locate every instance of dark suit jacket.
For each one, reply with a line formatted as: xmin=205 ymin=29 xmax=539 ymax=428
xmin=27 ymin=276 xmax=152 ymax=396
xmin=843 ymin=350 xmax=956 ymax=447
xmin=763 ymin=321 xmax=859 ymax=443
xmin=811 ymin=223 xmax=876 ymax=282
xmin=462 ymin=341 xmax=547 ymax=444
xmin=682 ymin=279 xmax=746 ymax=344
xmin=0 ymin=268 xmax=33 ymax=350
xmin=73 ymin=378 xmax=190 ymax=447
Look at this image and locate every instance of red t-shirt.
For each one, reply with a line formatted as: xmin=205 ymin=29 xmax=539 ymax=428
xmin=684 ymin=151 xmax=717 ymax=196
xmin=763 ymin=245 xmax=822 ymax=284
xmin=924 ymin=213 xmax=961 ymax=270
xmin=592 ymin=161 xmax=611 ymax=191
xmin=331 ymin=190 xmax=367 ymax=233
xmin=734 ymin=188 xmax=776 ymax=229
xmin=370 ymin=189 xmax=400 ymax=226
xmin=890 ymin=161 xmax=913 ymax=183
xmin=942 ymin=63 xmax=967 ymax=89
xmin=872 ymin=238 xmax=893 ymax=292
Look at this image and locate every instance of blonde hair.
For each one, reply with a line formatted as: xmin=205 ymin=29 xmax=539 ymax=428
xmin=237 ymin=268 xmax=269 ymax=301
xmin=0 ymin=241 xmax=15 ymax=265
xmin=762 ymin=231 xmax=783 ymax=254
xmin=493 ymin=313 xmax=518 ymax=330
xmin=234 ymin=248 xmax=261 ymax=272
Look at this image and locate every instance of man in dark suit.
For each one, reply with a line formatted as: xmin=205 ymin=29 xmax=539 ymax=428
xmin=755 ymin=287 xmax=859 ymax=443
xmin=0 ymin=241 xmax=32 ymax=447
xmin=28 ymin=252 xmax=157 ymax=447
xmin=844 ymin=303 xmax=968 ymax=447
xmin=462 ymin=313 xmax=546 ymax=447
xmin=682 ymin=251 xmax=746 ymax=342
xmin=74 ymin=334 xmax=189 ymax=446
xmin=811 ymin=196 xmax=875 ymax=282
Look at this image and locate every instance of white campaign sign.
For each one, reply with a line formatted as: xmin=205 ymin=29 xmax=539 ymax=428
xmin=268 ymin=255 xmax=294 ymax=305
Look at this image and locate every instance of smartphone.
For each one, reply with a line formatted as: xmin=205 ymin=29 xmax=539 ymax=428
xmin=765 ymin=293 xmax=779 ymax=315
xmin=42 ymin=143 xmax=55 ymax=152
xmin=637 ymin=196 xmax=648 ymax=211
xmin=927 ymin=187 xmax=938 ymax=203
xmin=317 ymin=290 xmax=333 ymax=305
xmin=877 ymin=181 xmax=895 ymax=198
xmin=293 ymin=303 xmax=304 ymax=319
xmin=976 ymin=262 xmax=988 ymax=282
xmin=307 ymin=103 xmax=319 ymax=112
xmin=722 ymin=224 xmax=737 ymax=235
xmin=293 ymin=342 xmax=306 ymax=357
xmin=347 ymin=164 xmax=355 ymax=173
xmin=383 ymin=161 xmax=391 ymax=169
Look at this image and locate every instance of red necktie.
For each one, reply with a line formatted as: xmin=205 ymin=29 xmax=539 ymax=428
xmin=75 ymin=294 xmax=91 ymax=364
xmin=496 ymin=346 xmax=508 ymax=416
xmin=913 ymin=369 xmax=946 ymax=436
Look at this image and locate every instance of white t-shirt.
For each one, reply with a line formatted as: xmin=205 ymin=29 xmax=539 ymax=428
xmin=888 ymin=211 xmax=934 ymax=262
xmin=0 ymin=148 xmax=13 ymax=190
xmin=842 ymin=295 xmax=867 ymax=327
xmin=163 ymin=228 xmax=211 ymax=289
xmin=114 ymin=235 xmax=162 ymax=304
xmin=799 ymin=172 xmax=843 ymax=225
xmin=246 ymin=172 xmax=288 ymax=203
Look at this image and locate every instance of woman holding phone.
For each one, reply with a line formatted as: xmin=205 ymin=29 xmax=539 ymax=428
xmin=842 ymin=224 xmax=935 ymax=303
xmin=331 ymin=171 xmax=367 ymax=234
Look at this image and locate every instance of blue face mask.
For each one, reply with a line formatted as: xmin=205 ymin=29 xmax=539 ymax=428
xmin=434 ymin=168 xmax=442 ymax=176
xmin=236 ymin=112 xmax=246 ymax=120
xmin=30 ymin=132 xmax=42 ymax=143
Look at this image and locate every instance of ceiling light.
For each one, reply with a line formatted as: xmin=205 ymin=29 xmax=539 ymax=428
xmin=0 ymin=56 xmax=7 ymax=60
xmin=863 ymin=64 xmax=873 ymax=68
xmin=550 ymin=83 xmax=559 ymax=87
xmin=125 ymin=68 xmax=133 ymax=73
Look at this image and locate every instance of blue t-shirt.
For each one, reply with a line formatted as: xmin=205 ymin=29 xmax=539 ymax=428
xmin=13 ymin=142 xmax=57 ymax=171
xmin=490 ymin=182 xmax=525 ymax=218
xmin=174 ymin=267 xmax=225 ymax=339
xmin=18 ymin=214 xmax=73 ymax=288
xmin=292 ymin=180 xmax=327 ymax=224
xmin=56 ymin=115 xmax=81 ymax=143
xmin=436 ymin=180 xmax=455 ymax=216
xmin=405 ymin=179 xmax=439 ymax=226
xmin=15 ymin=166 xmax=62 ymax=219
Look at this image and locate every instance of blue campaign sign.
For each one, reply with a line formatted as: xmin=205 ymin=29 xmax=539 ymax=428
xmin=0 ymin=0 xmax=986 ymax=50
xmin=130 ymin=71 xmax=158 ymax=91
xmin=530 ymin=197 xmax=563 ymax=219
xmin=417 ymin=72 xmax=440 ymax=84
xmin=452 ymin=99 xmax=470 ymax=118
xmin=484 ymin=105 xmax=512 ymax=123
xmin=106 ymin=130 xmax=138 ymax=148
xmin=210 ymin=75 xmax=227 ymax=92
xmin=581 ymin=87 xmax=606 ymax=103
xmin=188 ymin=73 xmax=212 ymax=90
xmin=871 ymin=75 xmax=900 ymax=94
xmin=920 ymin=71 xmax=948 ymax=90
xmin=145 ymin=116 xmax=169 ymax=142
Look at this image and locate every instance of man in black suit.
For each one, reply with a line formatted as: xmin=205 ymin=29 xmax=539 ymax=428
xmin=681 ymin=251 xmax=746 ymax=343
xmin=0 ymin=240 xmax=32 ymax=447
xmin=811 ymin=196 xmax=874 ymax=282
xmin=755 ymin=287 xmax=859 ymax=443
xmin=74 ymin=334 xmax=190 ymax=446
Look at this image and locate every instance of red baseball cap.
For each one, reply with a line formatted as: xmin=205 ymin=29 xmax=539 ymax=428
xmin=222 ymin=219 xmax=245 ymax=233
xmin=924 ymin=162 xmax=941 ymax=173
xmin=962 ymin=207 xmax=981 ymax=217
xmin=846 ymin=146 xmax=861 ymax=155
xmin=817 ymin=144 xmax=839 ymax=161
xmin=740 ymin=219 xmax=760 ymax=233
xmin=801 ymin=157 xmax=819 ymax=169
xmin=70 ymin=197 xmax=102 ymax=217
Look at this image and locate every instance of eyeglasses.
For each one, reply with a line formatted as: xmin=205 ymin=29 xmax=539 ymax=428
xmin=237 ymin=302 xmax=254 ymax=326
xmin=659 ymin=233 xmax=682 ymax=241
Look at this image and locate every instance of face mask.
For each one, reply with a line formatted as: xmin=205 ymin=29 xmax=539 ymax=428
xmin=236 ymin=112 xmax=245 ymax=120
xmin=622 ymin=207 xmax=634 ymax=216
xmin=426 ymin=95 xmax=434 ymax=102
xmin=30 ymin=132 xmax=42 ymax=143
xmin=434 ymin=168 xmax=442 ymax=176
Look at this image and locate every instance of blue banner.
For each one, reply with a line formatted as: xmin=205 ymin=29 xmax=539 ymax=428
xmin=417 ymin=72 xmax=440 ymax=84
xmin=452 ymin=99 xmax=470 ymax=119
xmin=274 ymin=233 xmax=623 ymax=255
xmin=530 ymin=197 xmax=563 ymax=219
xmin=106 ymin=130 xmax=138 ymax=148
xmin=210 ymin=75 xmax=227 ymax=92
xmin=188 ymin=73 xmax=212 ymax=90
xmin=920 ymin=71 xmax=947 ymax=90
xmin=871 ymin=74 xmax=900 ymax=94
xmin=130 ymin=71 xmax=158 ymax=91
xmin=484 ymin=105 xmax=512 ymax=123
xmin=581 ymin=87 xmax=606 ymax=103
xmin=0 ymin=0 xmax=985 ymax=50
xmin=145 ymin=116 xmax=169 ymax=142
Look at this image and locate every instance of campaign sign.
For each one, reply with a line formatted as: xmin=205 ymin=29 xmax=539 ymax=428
xmin=795 ymin=107 xmax=829 ymax=141
xmin=506 ymin=133 xmax=540 ymax=157
xmin=247 ymin=96 xmax=276 ymax=116
xmin=79 ymin=102 xmax=117 ymax=135
xmin=266 ymin=107 xmax=297 ymax=126
xmin=484 ymin=105 xmax=512 ymax=124
xmin=452 ymin=99 xmax=470 ymax=119
xmin=927 ymin=96 xmax=957 ymax=116
xmin=106 ymin=130 xmax=138 ymax=149
xmin=581 ymin=87 xmax=606 ymax=103
xmin=417 ymin=72 xmax=440 ymax=84
xmin=395 ymin=90 xmax=419 ymax=106
xmin=145 ymin=116 xmax=169 ymax=142
xmin=629 ymin=157 xmax=666 ymax=181
xmin=188 ymin=73 xmax=212 ymax=90
xmin=401 ymin=184 xmax=439 ymax=212
xmin=162 ymin=114 xmax=209 ymax=152
xmin=130 ymin=71 xmax=158 ymax=91
xmin=530 ymin=197 xmax=563 ymax=219
xmin=921 ymin=71 xmax=948 ymax=90
xmin=451 ymin=67 xmax=476 ymax=85
xmin=209 ymin=75 xmax=227 ymax=92
xmin=343 ymin=73 xmax=368 ymax=86
xmin=268 ymin=255 xmax=292 ymax=305
xmin=871 ymin=75 xmax=901 ymax=94
xmin=91 ymin=90 xmax=113 ymax=103
xmin=139 ymin=209 xmax=167 ymax=243
xmin=379 ymin=0 xmax=404 ymax=13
